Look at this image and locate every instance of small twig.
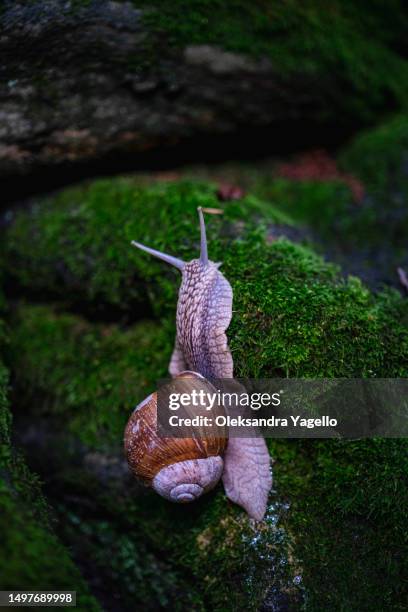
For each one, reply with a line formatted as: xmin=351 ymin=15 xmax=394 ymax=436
xmin=201 ymin=207 xmax=224 ymax=215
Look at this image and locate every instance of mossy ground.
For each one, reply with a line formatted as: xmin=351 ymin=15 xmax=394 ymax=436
xmin=47 ymin=461 xmax=300 ymax=611
xmin=2 ymin=170 xmax=407 ymax=610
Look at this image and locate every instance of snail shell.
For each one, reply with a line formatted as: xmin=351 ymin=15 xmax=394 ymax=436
xmin=124 ymin=372 xmax=227 ymax=503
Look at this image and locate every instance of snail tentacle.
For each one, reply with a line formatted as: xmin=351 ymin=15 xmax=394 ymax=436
xmin=131 ymin=240 xmax=185 ymax=271
xmin=198 ymin=206 xmax=208 ymax=266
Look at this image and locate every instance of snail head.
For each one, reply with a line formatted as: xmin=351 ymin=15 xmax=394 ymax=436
xmin=131 ymin=207 xmax=216 ymax=271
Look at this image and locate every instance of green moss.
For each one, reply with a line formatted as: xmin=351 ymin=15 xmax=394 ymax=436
xmin=224 ymin=237 xmax=408 ymax=377
xmin=9 ymin=306 xmax=173 ymax=448
xmin=0 ymin=481 xmax=100 ymax=611
xmin=0 ymin=403 xmax=100 ymax=608
xmin=337 ymin=114 xmax=407 ymax=242
xmin=51 ymin=484 xmax=199 ymax=612
xmin=7 ymin=232 xmax=407 ymax=449
xmin=0 ymin=303 xmax=100 ymax=608
xmin=4 ymin=179 xmax=408 ymax=380
xmin=136 ymin=0 xmax=408 ymax=122
xmin=270 ymin=438 xmax=408 ymax=611
xmin=249 ymin=178 xmax=353 ymax=238
xmin=50 ymin=471 xmax=300 ymax=611
xmin=2 ymin=179 xmax=287 ymax=318
xmin=4 ymin=179 xmax=407 ymax=452
xmin=183 ymin=160 xmax=361 ymax=248
xmin=340 ymin=114 xmax=408 ymax=194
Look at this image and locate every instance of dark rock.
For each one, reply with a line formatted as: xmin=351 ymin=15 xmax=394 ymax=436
xmin=2 ymin=0 xmax=404 ymax=198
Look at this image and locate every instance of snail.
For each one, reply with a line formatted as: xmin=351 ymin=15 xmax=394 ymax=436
xmin=125 ymin=371 xmax=228 ymax=503
xmin=124 ymin=207 xmax=272 ymax=520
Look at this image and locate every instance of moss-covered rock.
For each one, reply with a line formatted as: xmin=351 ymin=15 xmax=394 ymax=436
xmin=5 ymin=301 xmax=408 ymax=610
xmin=2 ymin=177 xmax=408 ymax=610
xmin=227 ymin=237 xmax=407 ymax=377
xmin=7 ymin=248 xmax=407 ymax=444
xmin=340 ymin=114 xmax=408 ymax=196
xmin=48 ymin=462 xmax=300 ymax=611
xmin=0 ymin=284 xmax=99 ymax=608
xmin=0 ymin=355 xmax=100 ymax=609
xmin=269 ymin=438 xmax=408 ymax=611
xmin=3 ymin=179 xmax=407 ymax=379
xmin=5 ymin=307 xmax=302 ymax=610
xmin=9 ymin=306 xmax=172 ymax=448
xmin=138 ymin=0 xmax=408 ymax=123
xmin=3 ymin=0 xmax=408 ymax=190
xmin=2 ymin=179 xmax=288 ymax=320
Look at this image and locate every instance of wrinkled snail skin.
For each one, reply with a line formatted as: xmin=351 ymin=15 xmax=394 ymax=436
xmin=222 ymin=438 xmax=272 ymax=522
xmin=171 ymin=258 xmax=233 ymax=379
xmin=127 ymin=207 xmax=272 ymax=520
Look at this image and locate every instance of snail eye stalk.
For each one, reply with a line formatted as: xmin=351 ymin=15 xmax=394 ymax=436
xmin=198 ymin=206 xmax=208 ymax=266
xmin=131 ymin=241 xmax=185 ymax=271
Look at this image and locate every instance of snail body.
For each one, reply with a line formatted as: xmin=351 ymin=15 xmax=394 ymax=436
xmin=170 ymin=257 xmax=233 ymax=379
xmin=126 ymin=208 xmax=272 ymax=520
